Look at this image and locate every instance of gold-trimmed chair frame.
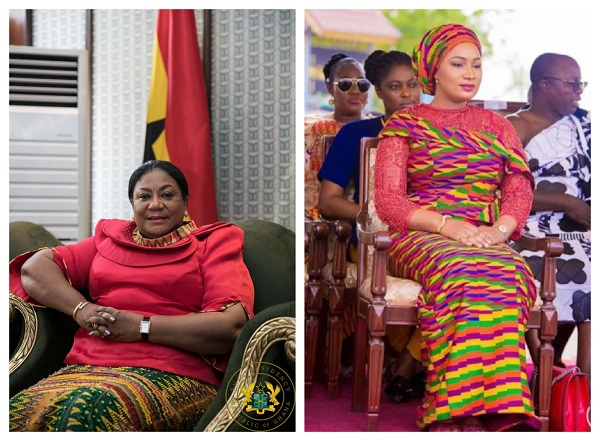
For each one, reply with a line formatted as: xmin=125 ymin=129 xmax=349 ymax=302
xmin=204 ymin=316 xmax=296 ymax=432
xmin=9 ymin=292 xmax=40 ymax=375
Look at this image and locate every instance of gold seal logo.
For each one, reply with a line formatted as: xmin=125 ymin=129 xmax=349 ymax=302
xmin=224 ymin=361 xmax=295 ymax=431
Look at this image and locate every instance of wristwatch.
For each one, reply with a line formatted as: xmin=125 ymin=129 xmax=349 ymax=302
xmin=140 ymin=316 xmax=151 ymax=341
xmin=496 ymin=224 xmax=509 ymax=241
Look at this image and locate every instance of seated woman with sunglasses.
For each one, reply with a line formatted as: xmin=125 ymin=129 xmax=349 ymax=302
xmin=305 ymin=53 xmax=370 ymax=220
xmin=317 ymin=50 xmax=424 ymax=401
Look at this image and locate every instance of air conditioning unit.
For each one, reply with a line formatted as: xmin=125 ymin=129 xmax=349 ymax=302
xmin=9 ymin=46 xmax=91 ymax=244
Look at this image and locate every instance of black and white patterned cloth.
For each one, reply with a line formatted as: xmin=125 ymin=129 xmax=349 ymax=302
xmin=516 ymin=110 xmax=591 ymax=323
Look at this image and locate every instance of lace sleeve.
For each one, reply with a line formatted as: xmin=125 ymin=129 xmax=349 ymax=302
xmin=499 ymin=172 xmax=533 ymax=240
xmin=373 ymin=136 xmax=421 ymax=234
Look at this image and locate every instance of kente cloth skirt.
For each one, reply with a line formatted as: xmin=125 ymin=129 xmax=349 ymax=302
xmin=9 ymin=365 xmax=218 ymax=431
xmin=388 ymin=231 xmax=540 ymax=431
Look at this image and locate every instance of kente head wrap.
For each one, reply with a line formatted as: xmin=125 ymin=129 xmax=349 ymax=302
xmin=412 ymin=23 xmax=481 ymax=95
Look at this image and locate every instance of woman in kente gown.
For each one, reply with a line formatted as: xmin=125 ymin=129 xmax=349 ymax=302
xmin=374 ymin=23 xmax=539 ymax=432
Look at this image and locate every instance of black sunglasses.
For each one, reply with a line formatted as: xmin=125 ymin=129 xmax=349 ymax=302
xmin=330 ymin=77 xmax=371 ymax=93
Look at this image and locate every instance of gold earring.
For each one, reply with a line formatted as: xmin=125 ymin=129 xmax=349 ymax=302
xmin=184 ymin=211 xmax=189 ymax=218
xmin=328 ymin=97 xmax=334 ymax=106
xmin=435 ymin=77 xmax=439 ymax=83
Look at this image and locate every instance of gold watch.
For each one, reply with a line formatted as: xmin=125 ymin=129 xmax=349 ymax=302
xmin=496 ymin=224 xmax=509 ymax=241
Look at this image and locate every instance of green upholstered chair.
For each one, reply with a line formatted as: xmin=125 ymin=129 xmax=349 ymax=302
xmin=9 ymin=221 xmax=79 ymax=394
xmin=195 ymin=219 xmax=296 ymax=432
xmin=195 ymin=300 xmax=295 ymax=431
xmin=9 ymin=221 xmax=63 ymax=261
xmin=9 ymin=219 xmax=296 ymax=431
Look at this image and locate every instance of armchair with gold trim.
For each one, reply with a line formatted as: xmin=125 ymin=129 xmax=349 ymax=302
xmin=9 ymin=219 xmax=296 ymax=432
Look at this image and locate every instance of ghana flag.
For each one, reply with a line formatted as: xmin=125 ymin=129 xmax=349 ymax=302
xmin=144 ymin=9 xmax=218 ymax=225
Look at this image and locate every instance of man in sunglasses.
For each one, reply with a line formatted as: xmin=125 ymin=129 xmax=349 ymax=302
xmin=507 ymin=53 xmax=591 ymax=380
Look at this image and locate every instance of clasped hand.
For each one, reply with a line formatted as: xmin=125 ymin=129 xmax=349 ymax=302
xmin=78 ymin=305 xmax=144 ymax=342
xmin=441 ymin=219 xmax=505 ymax=248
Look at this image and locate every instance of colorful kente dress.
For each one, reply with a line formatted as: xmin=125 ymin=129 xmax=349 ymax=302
xmin=515 ymin=111 xmax=591 ymax=324
xmin=9 ymin=219 xmax=255 ymax=431
xmin=9 ymin=365 xmax=218 ymax=431
xmin=374 ymin=103 xmax=538 ymax=431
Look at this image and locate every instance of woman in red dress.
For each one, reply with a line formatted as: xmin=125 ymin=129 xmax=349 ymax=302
xmin=9 ymin=160 xmax=254 ymax=431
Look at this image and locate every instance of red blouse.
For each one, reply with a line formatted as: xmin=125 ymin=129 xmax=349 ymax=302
xmin=11 ymin=219 xmax=255 ymax=385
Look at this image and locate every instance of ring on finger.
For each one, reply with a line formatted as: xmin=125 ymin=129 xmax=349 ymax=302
xmin=92 ymin=323 xmax=98 ymax=330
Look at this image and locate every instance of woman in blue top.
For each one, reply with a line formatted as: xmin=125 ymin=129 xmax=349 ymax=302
xmin=318 ymin=50 xmax=420 ymax=219
xmin=317 ymin=50 xmax=423 ymax=403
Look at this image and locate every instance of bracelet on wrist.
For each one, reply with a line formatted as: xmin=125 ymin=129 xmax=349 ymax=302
xmin=437 ymin=215 xmax=451 ymax=234
xmin=72 ymin=301 xmax=90 ymax=321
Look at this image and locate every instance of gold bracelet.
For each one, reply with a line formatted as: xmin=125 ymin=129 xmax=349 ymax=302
xmin=437 ymin=215 xmax=451 ymax=234
xmin=72 ymin=301 xmax=90 ymax=321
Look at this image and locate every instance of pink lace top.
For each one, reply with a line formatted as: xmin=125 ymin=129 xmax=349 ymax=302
xmin=374 ymin=104 xmax=533 ymax=240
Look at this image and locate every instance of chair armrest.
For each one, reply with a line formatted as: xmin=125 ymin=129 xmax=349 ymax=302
xmin=197 ymin=301 xmax=296 ymax=432
xmin=514 ymin=233 xmax=564 ymax=257
xmin=305 ymin=220 xmax=329 ymax=280
xmin=9 ymin=292 xmax=79 ymax=397
xmin=514 ymin=233 xmax=563 ymax=305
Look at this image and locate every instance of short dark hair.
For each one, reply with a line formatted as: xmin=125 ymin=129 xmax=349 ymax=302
xmin=530 ymin=52 xmax=577 ymax=83
xmin=128 ymin=160 xmax=189 ymax=201
xmin=364 ymin=50 xmax=412 ymax=87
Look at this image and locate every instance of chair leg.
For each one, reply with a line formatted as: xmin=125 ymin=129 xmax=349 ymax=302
xmin=536 ymin=331 xmax=555 ymax=431
xmin=366 ymin=328 xmax=385 ymax=431
xmin=352 ymin=310 xmax=367 ymax=412
xmin=305 ymin=279 xmax=324 ymax=398
xmin=327 ymin=283 xmax=344 ymax=398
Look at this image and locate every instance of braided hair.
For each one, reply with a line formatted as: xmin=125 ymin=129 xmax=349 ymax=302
xmin=364 ymin=50 xmax=412 ymax=88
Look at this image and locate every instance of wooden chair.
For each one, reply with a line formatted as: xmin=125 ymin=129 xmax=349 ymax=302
xmin=304 ymin=218 xmax=329 ymax=397
xmin=304 ymin=134 xmax=358 ymax=399
xmin=351 ymin=137 xmax=563 ymax=431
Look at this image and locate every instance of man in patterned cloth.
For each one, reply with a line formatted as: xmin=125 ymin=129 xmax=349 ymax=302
xmin=507 ymin=53 xmax=591 ymax=379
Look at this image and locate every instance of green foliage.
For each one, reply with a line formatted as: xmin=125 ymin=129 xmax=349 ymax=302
xmin=383 ymin=9 xmax=493 ymax=57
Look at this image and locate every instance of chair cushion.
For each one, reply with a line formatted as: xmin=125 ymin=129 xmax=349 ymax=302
xmin=9 ymin=221 xmax=63 ymax=261
xmin=359 ymin=275 xmax=421 ymax=305
xmin=233 ymin=220 xmax=295 ymax=314
xmin=322 ymin=261 xmax=357 ymax=287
